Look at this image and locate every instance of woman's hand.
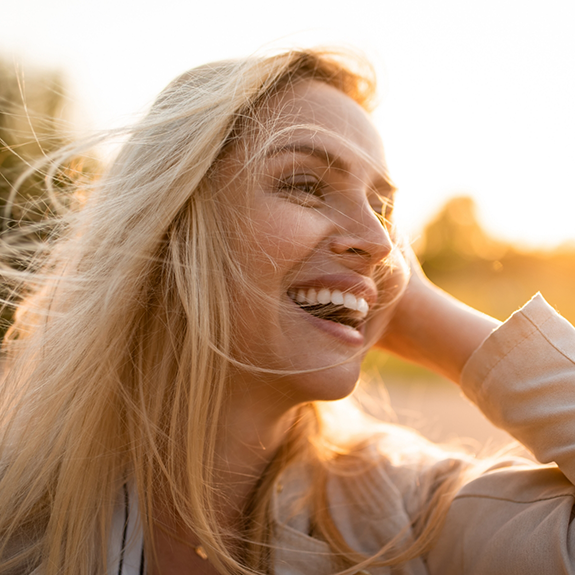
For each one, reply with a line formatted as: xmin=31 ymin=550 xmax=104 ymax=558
xmin=374 ymin=249 xmax=501 ymax=385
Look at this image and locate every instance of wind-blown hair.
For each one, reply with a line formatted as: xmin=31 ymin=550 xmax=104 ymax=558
xmin=0 ymin=49 xmax=469 ymax=575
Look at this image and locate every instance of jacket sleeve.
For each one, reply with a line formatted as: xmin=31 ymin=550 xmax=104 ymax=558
xmin=427 ymin=294 xmax=575 ymax=575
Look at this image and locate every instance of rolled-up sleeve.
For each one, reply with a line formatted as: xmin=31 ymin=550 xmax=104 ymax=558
xmin=428 ymin=294 xmax=575 ymax=574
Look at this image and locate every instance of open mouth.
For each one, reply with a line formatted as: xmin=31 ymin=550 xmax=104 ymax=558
xmin=287 ymin=287 xmax=369 ymax=330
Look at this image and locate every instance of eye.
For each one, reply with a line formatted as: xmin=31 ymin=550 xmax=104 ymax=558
xmin=277 ymin=173 xmax=325 ymax=205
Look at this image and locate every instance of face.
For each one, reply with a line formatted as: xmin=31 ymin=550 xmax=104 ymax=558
xmin=220 ymin=80 xmax=406 ymax=410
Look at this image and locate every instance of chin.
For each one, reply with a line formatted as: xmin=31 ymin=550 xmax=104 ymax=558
xmin=290 ymin=360 xmax=362 ymax=403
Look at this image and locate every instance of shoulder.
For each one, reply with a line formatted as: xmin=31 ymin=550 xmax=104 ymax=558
xmin=329 ymin=425 xmax=477 ymax=521
xmin=273 ymin=421 xmax=472 ymax=544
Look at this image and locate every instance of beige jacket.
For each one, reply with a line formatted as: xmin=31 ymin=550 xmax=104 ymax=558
xmin=113 ymin=294 xmax=575 ymax=574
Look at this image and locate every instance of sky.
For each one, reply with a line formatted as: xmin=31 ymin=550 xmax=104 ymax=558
xmin=2 ymin=0 xmax=574 ymax=248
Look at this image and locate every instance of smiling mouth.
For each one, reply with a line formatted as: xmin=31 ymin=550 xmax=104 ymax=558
xmin=287 ymin=287 xmax=369 ymax=330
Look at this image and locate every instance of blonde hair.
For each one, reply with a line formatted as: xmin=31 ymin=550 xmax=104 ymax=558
xmin=0 ymin=48 xmax=469 ymax=575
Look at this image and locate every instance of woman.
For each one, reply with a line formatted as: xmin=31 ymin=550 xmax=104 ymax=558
xmin=0 ymin=48 xmax=574 ymax=575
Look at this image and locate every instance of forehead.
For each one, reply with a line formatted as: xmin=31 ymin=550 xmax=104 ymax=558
xmin=255 ymin=79 xmax=387 ymax=170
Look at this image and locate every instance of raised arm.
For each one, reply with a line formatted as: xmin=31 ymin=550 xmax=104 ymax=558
xmin=375 ymin=257 xmax=500 ymax=384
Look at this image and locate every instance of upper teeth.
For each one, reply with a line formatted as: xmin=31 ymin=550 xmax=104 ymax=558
xmin=292 ymin=287 xmax=369 ymax=318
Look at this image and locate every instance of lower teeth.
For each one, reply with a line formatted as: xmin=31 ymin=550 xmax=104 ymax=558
xmin=295 ymin=302 xmax=359 ymax=329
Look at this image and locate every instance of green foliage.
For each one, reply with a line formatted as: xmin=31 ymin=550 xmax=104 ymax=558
xmin=0 ymin=59 xmax=97 ymax=337
xmin=0 ymin=61 xmax=68 ymax=218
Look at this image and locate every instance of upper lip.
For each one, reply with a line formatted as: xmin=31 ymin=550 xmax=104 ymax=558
xmin=287 ymin=274 xmax=378 ymax=308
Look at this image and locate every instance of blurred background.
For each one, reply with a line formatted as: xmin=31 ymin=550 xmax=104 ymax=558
xmin=1 ymin=0 xmax=574 ymax=451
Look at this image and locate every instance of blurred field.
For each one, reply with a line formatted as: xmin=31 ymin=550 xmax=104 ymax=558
xmin=360 ymin=352 xmax=528 ymax=457
xmin=384 ymin=377 xmax=512 ymax=449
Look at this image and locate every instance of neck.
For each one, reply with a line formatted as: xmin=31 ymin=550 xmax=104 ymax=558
xmin=214 ymin=391 xmax=298 ymax=522
xmin=150 ymin=372 xmax=303 ymax=574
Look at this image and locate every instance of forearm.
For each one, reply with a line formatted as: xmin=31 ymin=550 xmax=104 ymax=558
xmin=377 ymin=280 xmax=500 ymax=384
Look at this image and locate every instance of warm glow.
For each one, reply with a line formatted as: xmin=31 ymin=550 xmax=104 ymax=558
xmin=2 ymin=0 xmax=574 ymax=248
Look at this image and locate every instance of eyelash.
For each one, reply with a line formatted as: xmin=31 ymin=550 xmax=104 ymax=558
xmin=277 ymin=174 xmax=325 ymax=202
xmin=373 ymin=197 xmax=394 ymax=221
xmin=276 ymin=173 xmax=395 ymax=221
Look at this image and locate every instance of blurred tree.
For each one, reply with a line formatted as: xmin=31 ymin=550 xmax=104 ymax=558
xmin=418 ymin=196 xmax=507 ymax=269
xmin=0 ymin=58 xmax=96 ymax=336
xmin=417 ymin=195 xmax=575 ymax=323
xmin=0 ymin=60 xmax=68 ymax=225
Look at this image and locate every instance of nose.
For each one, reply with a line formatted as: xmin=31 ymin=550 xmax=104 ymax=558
xmin=328 ymin=202 xmax=393 ymax=266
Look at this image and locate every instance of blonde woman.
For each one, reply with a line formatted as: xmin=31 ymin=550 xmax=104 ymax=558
xmin=1 ymin=49 xmax=574 ymax=575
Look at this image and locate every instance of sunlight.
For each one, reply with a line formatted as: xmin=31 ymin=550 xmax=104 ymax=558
xmin=1 ymin=0 xmax=574 ymax=247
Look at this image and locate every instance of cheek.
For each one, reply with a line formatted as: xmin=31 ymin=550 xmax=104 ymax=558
xmin=229 ymin=205 xmax=328 ymax=361
xmin=246 ymin=203 xmax=329 ymax=281
xmin=364 ymin=248 xmax=410 ymax=343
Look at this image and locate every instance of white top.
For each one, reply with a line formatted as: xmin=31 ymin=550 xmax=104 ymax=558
xmin=108 ymin=485 xmax=144 ymax=575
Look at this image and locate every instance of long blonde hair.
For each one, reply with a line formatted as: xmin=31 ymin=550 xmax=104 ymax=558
xmin=0 ymin=48 xmax=469 ymax=575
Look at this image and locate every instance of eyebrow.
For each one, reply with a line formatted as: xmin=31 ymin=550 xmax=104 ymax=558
xmin=265 ymin=142 xmax=397 ymax=194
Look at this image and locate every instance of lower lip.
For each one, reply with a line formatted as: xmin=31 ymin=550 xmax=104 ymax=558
xmin=288 ymin=298 xmax=365 ymax=346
